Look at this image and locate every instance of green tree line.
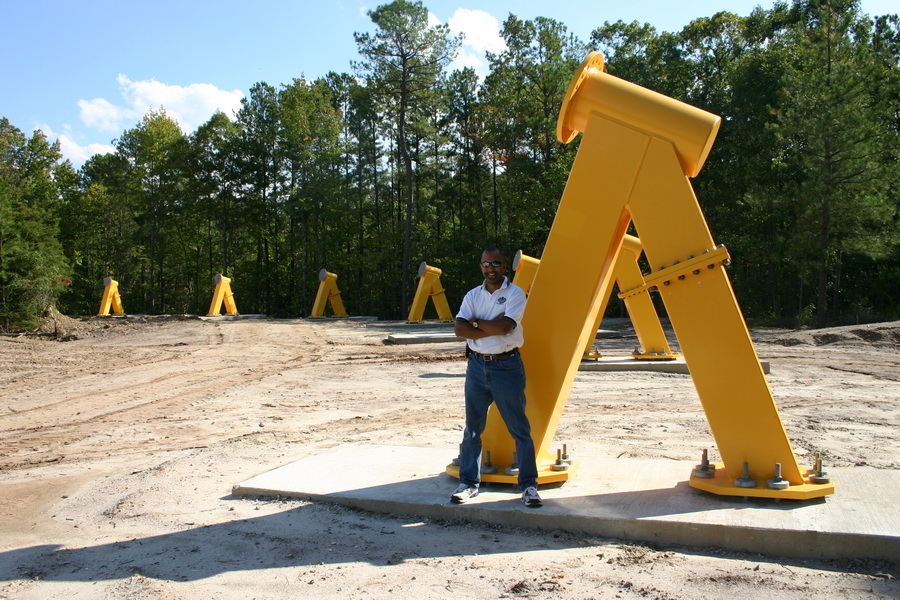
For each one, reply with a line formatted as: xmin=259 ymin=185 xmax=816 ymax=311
xmin=1 ymin=0 xmax=897 ymax=331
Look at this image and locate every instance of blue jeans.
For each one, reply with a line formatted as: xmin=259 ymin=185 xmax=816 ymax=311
xmin=459 ymin=353 xmax=538 ymax=490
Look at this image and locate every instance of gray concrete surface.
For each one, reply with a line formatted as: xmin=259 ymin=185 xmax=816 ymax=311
xmin=233 ymin=444 xmax=899 ymax=563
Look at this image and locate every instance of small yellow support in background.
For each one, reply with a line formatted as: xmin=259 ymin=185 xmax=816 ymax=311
xmin=583 ymin=233 xmax=678 ymax=361
xmin=97 ymin=277 xmax=125 ymax=316
xmin=310 ymin=269 xmax=348 ymax=318
xmin=407 ymin=262 xmax=454 ymax=323
xmin=511 ymin=244 xmax=677 ymax=361
xmin=207 ymin=274 xmax=238 ymax=317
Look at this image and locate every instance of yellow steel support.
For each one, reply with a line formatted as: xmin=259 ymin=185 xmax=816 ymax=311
xmin=511 ymin=250 xmax=540 ymax=296
xmin=407 ymin=262 xmax=454 ymax=323
xmin=511 ymin=244 xmax=676 ymax=361
xmin=583 ymin=234 xmax=678 ymax=360
xmin=459 ymin=52 xmax=833 ymax=499
xmin=97 ymin=277 xmax=125 ymax=316
xmin=207 ymin=274 xmax=238 ymax=316
xmin=310 ymin=269 xmax=348 ymax=318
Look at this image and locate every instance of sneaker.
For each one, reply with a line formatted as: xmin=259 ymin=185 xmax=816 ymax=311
xmin=522 ymin=486 xmax=542 ymax=508
xmin=450 ymin=483 xmax=479 ymax=504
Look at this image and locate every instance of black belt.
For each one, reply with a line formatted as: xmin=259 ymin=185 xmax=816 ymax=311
xmin=469 ymin=347 xmax=519 ymax=361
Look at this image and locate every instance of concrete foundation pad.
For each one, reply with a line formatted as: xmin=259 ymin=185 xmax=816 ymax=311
xmin=233 ymin=444 xmax=899 ymax=563
xmin=580 ymin=357 xmax=771 ymax=374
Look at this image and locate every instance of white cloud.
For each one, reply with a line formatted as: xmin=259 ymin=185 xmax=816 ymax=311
xmin=428 ymin=11 xmax=442 ymax=29
xmin=77 ymin=75 xmax=244 ymax=137
xmin=448 ymin=8 xmax=507 ymax=55
xmin=36 ymin=123 xmax=115 ymax=166
xmin=57 ymin=134 xmax=116 ymax=166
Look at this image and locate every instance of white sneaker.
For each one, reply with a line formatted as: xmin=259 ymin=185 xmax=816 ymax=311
xmin=450 ymin=483 xmax=479 ymax=504
xmin=522 ymin=486 xmax=542 ymax=507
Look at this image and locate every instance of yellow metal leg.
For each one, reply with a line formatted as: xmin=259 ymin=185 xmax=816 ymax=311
xmin=627 ymin=138 xmax=831 ymax=498
xmin=464 ymin=114 xmax=646 ymax=483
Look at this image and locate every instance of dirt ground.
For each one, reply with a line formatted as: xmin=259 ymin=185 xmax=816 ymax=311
xmin=0 ymin=314 xmax=898 ymax=599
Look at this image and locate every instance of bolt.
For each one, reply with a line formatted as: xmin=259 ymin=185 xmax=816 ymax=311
xmin=735 ymin=461 xmax=757 ymax=488
xmin=505 ymin=451 xmax=520 ymax=476
xmin=767 ymin=462 xmax=790 ymax=490
xmin=550 ymin=448 xmax=569 ymax=471
xmin=663 ymin=281 xmax=671 ymax=286
xmin=723 ymin=258 xmax=732 ymax=266
xmin=693 ymin=448 xmax=715 ymax=479
xmin=810 ymin=451 xmax=831 ymax=484
xmin=677 ymin=275 xmax=686 ymax=280
xmin=561 ymin=444 xmax=572 ymax=464
xmin=707 ymin=264 xmax=715 ymax=269
xmin=481 ymin=450 xmax=498 ymax=474
xmin=693 ymin=269 xmax=701 ymax=275
xmin=702 ymin=249 xmax=710 ymax=254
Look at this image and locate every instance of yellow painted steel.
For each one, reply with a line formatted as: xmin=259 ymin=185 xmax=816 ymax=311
xmin=511 ymin=250 xmax=540 ymax=296
xmin=97 ymin=277 xmax=125 ymax=316
xmin=459 ymin=51 xmax=833 ymax=499
xmin=406 ymin=262 xmax=454 ymax=323
xmin=583 ymin=234 xmax=678 ymax=360
xmin=310 ymin=269 xmax=348 ymax=318
xmin=207 ymin=274 xmax=238 ymax=316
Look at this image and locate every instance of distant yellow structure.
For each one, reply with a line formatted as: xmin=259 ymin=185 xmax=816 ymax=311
xmin=310 ymin=269 xmax=348 ymax=318
xmin=97 ymin=277 xmax=125 ymax=316
xmin=207 ymin=274 xmax=238 ymax=317
xmin=407 ymin=262 xmax=454 ymax=323
xmin=449 ymin=52 xmax=833 ymax=500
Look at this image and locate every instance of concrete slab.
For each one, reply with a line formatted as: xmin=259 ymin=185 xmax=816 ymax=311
xmin=233 ymin=444 xmax=899 ymax=563
xmin=386 ymin=332 xmax=463 ymax=344
xmin=580 ymin=357 xmax=771 ymax=374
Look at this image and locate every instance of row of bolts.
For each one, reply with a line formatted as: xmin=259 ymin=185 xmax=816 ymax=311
xmin=452 ymin=444 xmax=573 ymax=475
xmin=693 ymin=448 xmax=832 ymax=488
xmin=454 ymin=446 xmax=832 ymax=488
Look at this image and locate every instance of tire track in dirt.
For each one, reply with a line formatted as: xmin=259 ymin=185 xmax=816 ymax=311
xmin=0 ymin=321 xmax=335 ymax=471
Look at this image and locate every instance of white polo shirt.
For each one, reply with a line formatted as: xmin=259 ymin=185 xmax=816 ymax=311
xmin=456 ymin=277 xmax=526 ymax=355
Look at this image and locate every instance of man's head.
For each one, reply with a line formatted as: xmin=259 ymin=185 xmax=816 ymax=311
xmin=480 ymin=247 xmax=507 ymax=288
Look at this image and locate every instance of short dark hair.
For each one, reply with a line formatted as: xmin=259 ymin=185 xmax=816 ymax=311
xmin=482 ymin=246 xmax=506 ymax=261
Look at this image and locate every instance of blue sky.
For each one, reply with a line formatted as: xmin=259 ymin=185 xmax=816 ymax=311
xmin=2 ymin=0 xmax=895 ymax=166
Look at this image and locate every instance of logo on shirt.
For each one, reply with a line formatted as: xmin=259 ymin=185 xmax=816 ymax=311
xmin=497 ymin=296 xmax=507 ymax=305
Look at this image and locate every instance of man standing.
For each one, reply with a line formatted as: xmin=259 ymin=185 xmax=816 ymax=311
xmin=451 ymin=247 xmax=542 ymax=508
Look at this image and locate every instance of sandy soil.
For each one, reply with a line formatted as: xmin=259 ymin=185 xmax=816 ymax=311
xmin=0 ymin=315 xmax=898 ymax=599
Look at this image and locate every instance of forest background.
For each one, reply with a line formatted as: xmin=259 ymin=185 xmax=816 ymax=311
xmin=1 ymin=0 xmax=897 ymax=332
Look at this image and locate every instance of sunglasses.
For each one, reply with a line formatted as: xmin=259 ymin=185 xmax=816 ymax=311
xmin=480 ymin=260 xmax=504 ymax=268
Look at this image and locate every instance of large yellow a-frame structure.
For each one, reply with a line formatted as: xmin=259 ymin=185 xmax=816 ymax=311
xmin=448 ymin=52 xmax=833 ymax=500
